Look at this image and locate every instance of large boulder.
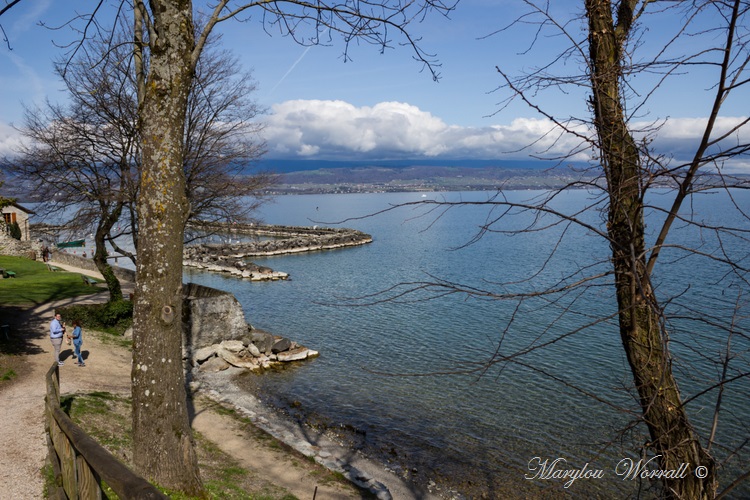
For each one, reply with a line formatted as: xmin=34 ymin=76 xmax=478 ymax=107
xmin=199 ymin=355 xmax=231 ymax=372
xmin=277 ymin=347 xmax=319 ymax=362
xmin=271 ymin=337 xmax=292 ymax=354
xmin=193 ymin=345 xmax=218 ymax=364
xmin=248 ymin=330 xmax=275 ymax=354
xmin=220 ymin=339 xmax=245 ymax=352
xmin=219 ymin=348 xmax=261 ymax=370
xmin=183 ymin=283 xmax=248 ymax=349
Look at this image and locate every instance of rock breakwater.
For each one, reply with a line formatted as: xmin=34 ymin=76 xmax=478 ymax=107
xmin=183 ymin=223 xmax=372 ymax=280
xmin=192 ymin=332 xmax=320 ymax=373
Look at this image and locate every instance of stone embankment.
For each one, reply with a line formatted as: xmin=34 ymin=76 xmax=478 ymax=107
xmin=183 ymin=223 xmax=372 ymax=280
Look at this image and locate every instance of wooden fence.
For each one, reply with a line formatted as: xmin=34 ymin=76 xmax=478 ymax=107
xmin=45 ymin=363 xmax=166 ymax=499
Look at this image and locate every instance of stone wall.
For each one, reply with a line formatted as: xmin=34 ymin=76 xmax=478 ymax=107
xmin=183 ymin=224 xmax=372 ymax=280
xmin=184 ymin=224 xmax=372 ymax=261
xmin=182 ymin=282 xmax=319 ymax=372
xmin=51 ymin=251 xmax=136 ymax=282
xmin=0 ymin=230 xmax=39 ymax=259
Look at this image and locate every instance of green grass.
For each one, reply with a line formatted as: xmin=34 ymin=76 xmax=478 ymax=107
xmin=0 ymin=368 xmax=16 ymax=381
xmin=42 ymin=462 xmax=55 ymax=498
xmin=63 ymin=392 xmax=305 ymax=500
xmin=0 ymin=256 xmax=99 ymax=305
xmin=61 ymin=392 xmax=133 ymax=451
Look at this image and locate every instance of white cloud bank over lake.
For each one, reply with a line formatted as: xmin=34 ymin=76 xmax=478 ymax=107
xmin=2 ymin=99 xmax=748 ymax=173
xmin=263 ymin=100 xmax=589 ymax=161
xmin=263 ymin=100 xmax=750 ymax=172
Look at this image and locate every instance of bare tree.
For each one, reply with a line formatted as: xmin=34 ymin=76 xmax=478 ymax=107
xmin=181 ymin=34 xmax=273 ymax=235
xmin=13 ymin=55 xmax=137 ymax=301
xmin=9 ymin=19 xmax=271 ymax=303
xmin=343 ymin=1 xmax=749 ymax=498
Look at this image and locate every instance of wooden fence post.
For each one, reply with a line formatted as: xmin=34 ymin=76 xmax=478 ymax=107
xmin=45 ymin=362 xmax=166 ymax=499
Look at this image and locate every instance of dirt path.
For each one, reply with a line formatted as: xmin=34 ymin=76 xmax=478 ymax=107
xmin=0 ymin=300 xmax=57 ymax=499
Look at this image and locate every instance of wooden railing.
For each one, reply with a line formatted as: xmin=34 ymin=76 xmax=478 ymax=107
xmin=45 ymin=363 xmax=166 ymax=499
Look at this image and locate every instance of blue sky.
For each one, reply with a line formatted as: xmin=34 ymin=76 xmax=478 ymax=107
xmin=1 ymin=1 xmax=748 ymax=171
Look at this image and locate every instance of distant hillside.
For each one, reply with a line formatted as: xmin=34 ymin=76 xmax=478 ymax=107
xmin=254 ymin=158 xmax=586 ymax=174
xmin=261 ymin=162 xmax=599 ymax=194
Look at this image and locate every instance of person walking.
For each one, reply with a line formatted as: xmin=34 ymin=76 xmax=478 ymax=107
xmin=69 ymin=320 xmax=85 ymax=367
xmin=49 ymin=313 xmax=66 ymax=366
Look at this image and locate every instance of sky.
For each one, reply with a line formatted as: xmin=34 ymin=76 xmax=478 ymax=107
xmin=1 ymin=1 xmax=748 ymax=171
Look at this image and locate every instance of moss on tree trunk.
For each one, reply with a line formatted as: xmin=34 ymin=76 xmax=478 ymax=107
xmin=130 ymin=0 xmax=204 ymax=495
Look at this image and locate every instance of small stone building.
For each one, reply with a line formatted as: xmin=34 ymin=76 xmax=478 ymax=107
xmin=2 ymin=202 xmax=34 ymax=241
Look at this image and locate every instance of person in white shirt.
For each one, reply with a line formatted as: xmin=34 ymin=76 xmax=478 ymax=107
xmin=49 ymin=313 xmax=66 ymax=366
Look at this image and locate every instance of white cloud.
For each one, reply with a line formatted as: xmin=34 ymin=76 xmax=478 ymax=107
xmin=262 ymin=100 xmax=750 ymax=172
xmin=263 ymin=100 xmax=585 ymax=160
xmin=2 ymin=99 xmax=748 ymax=174
xmin=637 ymin=116 xmax=750 ymax=172
xmin=0 ymin=123 xmax=25 ymax=157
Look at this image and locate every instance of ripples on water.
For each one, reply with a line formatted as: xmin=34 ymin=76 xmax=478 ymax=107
xmin=185 ymin=189 xmax=750 ymax=498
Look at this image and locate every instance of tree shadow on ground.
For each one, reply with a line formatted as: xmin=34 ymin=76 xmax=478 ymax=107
xmin=0 ymin=305 xmax=47 ymax=356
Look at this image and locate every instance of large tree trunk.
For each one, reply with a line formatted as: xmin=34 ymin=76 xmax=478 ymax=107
xmin=585 ymin=1 xmax=716 ymax=498
xmin=93 ymin=202 xmax=124 ymax=302
xmin=131 ymin=0 xmax=204 ymax=494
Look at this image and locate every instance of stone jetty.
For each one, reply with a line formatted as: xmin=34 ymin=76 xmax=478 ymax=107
xmin=183 ymin=223 xmax=372 ymax=280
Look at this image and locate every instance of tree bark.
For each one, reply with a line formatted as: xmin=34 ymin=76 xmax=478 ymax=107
xmin=93 ymin=202 xmax=124 ymax=302
xmin=586 ymin=1 xmax=716 ymax=498
xmin=131 ymin=0 xmax=204 ymax=494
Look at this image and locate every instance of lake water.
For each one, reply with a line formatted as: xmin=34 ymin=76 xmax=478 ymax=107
xmin=183 ymin=189 xmax=750 ymax=498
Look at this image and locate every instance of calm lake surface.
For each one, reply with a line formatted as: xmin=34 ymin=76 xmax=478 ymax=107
xmin=184 ymin=189 xmax=750 ymax=498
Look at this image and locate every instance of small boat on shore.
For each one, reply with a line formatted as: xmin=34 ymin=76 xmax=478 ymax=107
xmin=56 ymin=239 xmax=86 ymax=248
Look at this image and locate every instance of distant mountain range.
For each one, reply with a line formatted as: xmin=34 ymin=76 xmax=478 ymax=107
xmin=254 ymin=158 xmax=586 ymax=173
xmin=254 ymin=159 xmax=599 ymax=194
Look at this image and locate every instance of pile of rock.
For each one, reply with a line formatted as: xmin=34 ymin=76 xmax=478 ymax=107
xmin=180 ymin=283 xmax=319 ymax=372
xmin=191 ymin=330 xmax=319 ymax=373
xmin=183 ymin=258 xmax=289 ymax=281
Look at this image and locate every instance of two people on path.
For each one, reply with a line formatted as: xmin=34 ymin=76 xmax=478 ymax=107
xmin=49 ymin=313 xmax=86 ymax=367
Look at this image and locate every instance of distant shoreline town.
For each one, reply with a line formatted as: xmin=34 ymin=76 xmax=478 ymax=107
xmin=259 ymin=163 xmax=746 ymax=196
xmin=263 ymin=163 xmax=596 ymax=195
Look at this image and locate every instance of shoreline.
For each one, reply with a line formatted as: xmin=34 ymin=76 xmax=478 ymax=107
xmin=190 ymin=368 xmax=452 ymax=500
xmin=44 ymin=247 xmax=457 ymax=498
xmin=193 ymin=367 xmax=450 ymax=500
xmin=182 ymin=223 xmax=373 ymax=280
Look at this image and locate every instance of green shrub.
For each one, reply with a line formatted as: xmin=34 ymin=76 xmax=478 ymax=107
xmin=59 ymin=300 xmax=133 ymax=335
xmin=8 ymin=221 xmax=21 ymax=240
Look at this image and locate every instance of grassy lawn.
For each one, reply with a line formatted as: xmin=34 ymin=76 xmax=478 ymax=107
xmin=0 ymin=256 xmax=99 ymax=305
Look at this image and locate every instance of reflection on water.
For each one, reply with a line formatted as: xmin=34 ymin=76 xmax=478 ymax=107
xmin=185 ymin=190 xmax=750 ymax=498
